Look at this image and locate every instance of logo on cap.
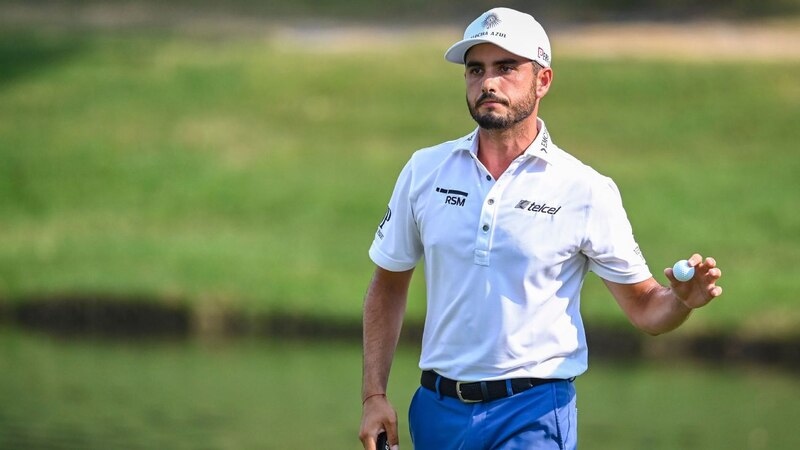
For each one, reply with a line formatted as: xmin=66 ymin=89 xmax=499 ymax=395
xmin=538 ymin=47 xmax=550 ymax=63
xmin=482 ymin=13 xmax=501 ymax=29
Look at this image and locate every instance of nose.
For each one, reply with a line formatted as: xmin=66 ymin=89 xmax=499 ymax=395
xmin=481 ymin=74 xmax=499 ymax=93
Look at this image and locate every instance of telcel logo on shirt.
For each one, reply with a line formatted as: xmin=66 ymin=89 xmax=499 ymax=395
xmin=515 ymin=199 xmax=561 ymax=215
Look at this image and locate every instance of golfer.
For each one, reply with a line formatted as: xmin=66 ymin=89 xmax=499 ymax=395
xmin=359 ymin=7 xmax=723 ymax=450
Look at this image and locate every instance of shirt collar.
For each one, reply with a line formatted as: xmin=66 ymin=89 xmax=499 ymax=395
xmin=523 ymin=118 xmax=556 ymax=165
xmin=452 ymin=128 xmax=480 ymax=154
xmin=452 ymin=118 xmax=558 ymax=165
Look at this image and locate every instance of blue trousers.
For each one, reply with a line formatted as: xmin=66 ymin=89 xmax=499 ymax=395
xmin=408 ymin=379 xmax=577 ymax=450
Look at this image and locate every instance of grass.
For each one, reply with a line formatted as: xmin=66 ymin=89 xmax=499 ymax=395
xmin=3 ymin=0 xmax=800 ymax=22
xmin=1 ymin=329 xmax=798 ymax=449
xmin=0 ymin=28 xmax=799 ymax=336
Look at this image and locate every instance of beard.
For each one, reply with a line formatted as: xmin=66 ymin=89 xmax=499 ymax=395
xmin=467 ymin=91 xmax=536 ymax=130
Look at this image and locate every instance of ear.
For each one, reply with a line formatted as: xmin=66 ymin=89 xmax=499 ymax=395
xmin=535 ymin=67 xmax=553 ymax=98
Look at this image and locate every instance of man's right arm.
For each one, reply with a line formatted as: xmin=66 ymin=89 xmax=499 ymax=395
xmin=359 ymin=266 xmax=414 ymax=450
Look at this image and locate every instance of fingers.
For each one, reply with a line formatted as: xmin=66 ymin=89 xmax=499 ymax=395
xmin=361 ymin=436 xmax=376 ymax=450
xmin=687 ymin=254 xmax=716 ymax=267
xmin=667 ymin=254 xmax=723 ymax=307
xmin=687 ymin=253 xmax=703 ymax=267
xmin=387 ymin=418 xmax=400 ymax=448
xmin=359 ymin=427 xmax=377 ymax=450
xmin=663 ymin=267 xmax=677 ymax=284
xmin=697 ymin=255 xmax=717 ymax=269
xmin=705 ymin=267 xmax=722 ymax=281
xmin=697 ymin=256 xmax=722 ymax=282
xmin=359 ymin=419 xmax=381 ymax=450
xmin=684 ymin=255 xmax=721 ymax=278
xmin=359 ymin=398 xmax=399 ymax=450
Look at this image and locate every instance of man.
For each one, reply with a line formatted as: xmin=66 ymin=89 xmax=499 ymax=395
xmin=359 ymin=7 xmax=723 ymax=450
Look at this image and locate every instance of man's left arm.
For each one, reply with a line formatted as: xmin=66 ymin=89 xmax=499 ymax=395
xmin=604 ymin=254 xmax=723 ymax=335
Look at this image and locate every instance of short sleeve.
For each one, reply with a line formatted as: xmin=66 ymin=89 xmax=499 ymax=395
xmin=368 ymin=159 xmax=423 ymax=271
xmin=582 ymin=177 xmax=652 ymax=284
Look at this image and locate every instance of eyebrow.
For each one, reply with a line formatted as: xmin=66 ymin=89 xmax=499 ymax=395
xmin=465 ymin=58 xmax=523 ymax=68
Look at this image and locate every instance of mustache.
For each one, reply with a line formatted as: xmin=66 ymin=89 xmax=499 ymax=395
xmin=476 ymin=93 xmax=509 ymax=106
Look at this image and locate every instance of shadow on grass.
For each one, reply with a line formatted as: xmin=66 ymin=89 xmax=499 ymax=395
xmin=0 ymin=31 xmax=88 ymax=88
xmin=1 ymin=293 xmax=799 ymax=372
xmin=8 ymin=294 xmax=191 ymax=338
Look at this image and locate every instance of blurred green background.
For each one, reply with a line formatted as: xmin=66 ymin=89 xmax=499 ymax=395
xmin=1 ymin=1 xmax=799 ymax=449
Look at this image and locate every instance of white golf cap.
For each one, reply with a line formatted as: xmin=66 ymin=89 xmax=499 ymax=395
xmin=445 ymin=7 xmax=552 ymax=67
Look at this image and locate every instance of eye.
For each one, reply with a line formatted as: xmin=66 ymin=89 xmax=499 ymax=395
xmin=468 ymin=67 xmax=483 ymax=76
xmin=500 ymin=65 xmax=515 ymax=73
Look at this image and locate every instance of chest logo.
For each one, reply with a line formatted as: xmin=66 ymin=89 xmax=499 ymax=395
xmin=436 ymin=187 xmax=468 ymax=207
xmin=515 ymin=199 xmax=561 ymax=215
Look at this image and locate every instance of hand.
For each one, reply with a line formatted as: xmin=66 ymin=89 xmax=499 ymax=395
xmin=359 ymin=395 xmax=399 ymax=450
xmin=664 ymin=254 xmax=723 ymax=309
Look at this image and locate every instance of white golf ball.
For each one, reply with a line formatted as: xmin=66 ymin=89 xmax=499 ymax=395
xmin=672 ymin=259 xmax=695 ymax=282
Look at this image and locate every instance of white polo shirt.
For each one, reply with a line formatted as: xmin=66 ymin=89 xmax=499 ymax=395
xmin=369 ymin=119 xmax=651 ymax=381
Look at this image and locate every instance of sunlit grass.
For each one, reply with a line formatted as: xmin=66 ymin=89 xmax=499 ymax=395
xmin=0 ymin=29 xmax=798 ymax=334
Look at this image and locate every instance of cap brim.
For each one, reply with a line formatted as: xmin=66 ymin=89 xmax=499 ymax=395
xmin=444 ymin=38 xmax=538 ymax=65
xmin=444 ymin=38 xmax=496 ymax=64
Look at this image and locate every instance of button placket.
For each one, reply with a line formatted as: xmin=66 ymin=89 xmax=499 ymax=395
xmin=474 ymin=168 xmax=515 ymax=266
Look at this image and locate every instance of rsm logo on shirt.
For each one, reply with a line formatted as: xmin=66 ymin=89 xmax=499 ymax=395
xmin=436 ymin=187 xmax=468 ymax=207
xmin=514 ymin=199 xmax=562 ymax=215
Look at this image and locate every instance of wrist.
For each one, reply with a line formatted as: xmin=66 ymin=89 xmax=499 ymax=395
xmin=362 ymin=392 xmax=386 ymax=405
xmin=670 ymin=288 xmax=693 ymax=311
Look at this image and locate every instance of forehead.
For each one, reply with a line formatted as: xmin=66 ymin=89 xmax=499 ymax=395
xmin=464 ymin=43 xmax=527 ymax=64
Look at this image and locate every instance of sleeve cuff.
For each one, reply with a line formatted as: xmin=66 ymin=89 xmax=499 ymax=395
xmin=590 ymin=264 xmax=652 ymax=285
xmin=369 ymin=245 xmax=418 ymax=272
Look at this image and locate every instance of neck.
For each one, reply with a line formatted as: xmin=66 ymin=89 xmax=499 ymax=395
xmin=477 ymin=113 xmax=540 ymax=179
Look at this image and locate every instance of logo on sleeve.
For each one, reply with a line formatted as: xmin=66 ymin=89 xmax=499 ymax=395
xmin=376 ymin=207 xmax=391 ymax=239
xmin=633 ymin=245 xmax=646 ymax=262
xmin=436 ymin=187 xmax=468 ymax=207
xmin=514 ymin=199 xmax=561 ymax=215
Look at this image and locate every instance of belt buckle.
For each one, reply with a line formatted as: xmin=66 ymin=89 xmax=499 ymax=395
xmin=455 ymin=381 xmax=482 ymax=403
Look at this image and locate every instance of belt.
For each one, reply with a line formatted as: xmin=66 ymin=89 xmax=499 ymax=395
xmin=420 ymin=370 xmax=561 ymax=403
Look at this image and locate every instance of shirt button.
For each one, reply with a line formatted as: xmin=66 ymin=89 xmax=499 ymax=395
xmin=487 ymin=199 xmax=495 ymax=205
xmin=482 ymin=224 xmax=489 ymax=232
xmin=486 ymin=175 xmax=491 ymax=181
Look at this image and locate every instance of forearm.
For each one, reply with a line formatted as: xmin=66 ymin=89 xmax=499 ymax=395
xmin=634 ymin=282 xmax=693 ymax=336
xmin=362 ymin=268 xmax=412 ymax=400
xmin=607 ymin=256 xmax=723 ymax=336
xmin=605 ymin=277 xmax=693 ymax=336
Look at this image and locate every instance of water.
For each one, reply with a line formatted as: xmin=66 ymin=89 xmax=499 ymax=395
xmin=0 ymin=328 xmax=798 ymax=449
